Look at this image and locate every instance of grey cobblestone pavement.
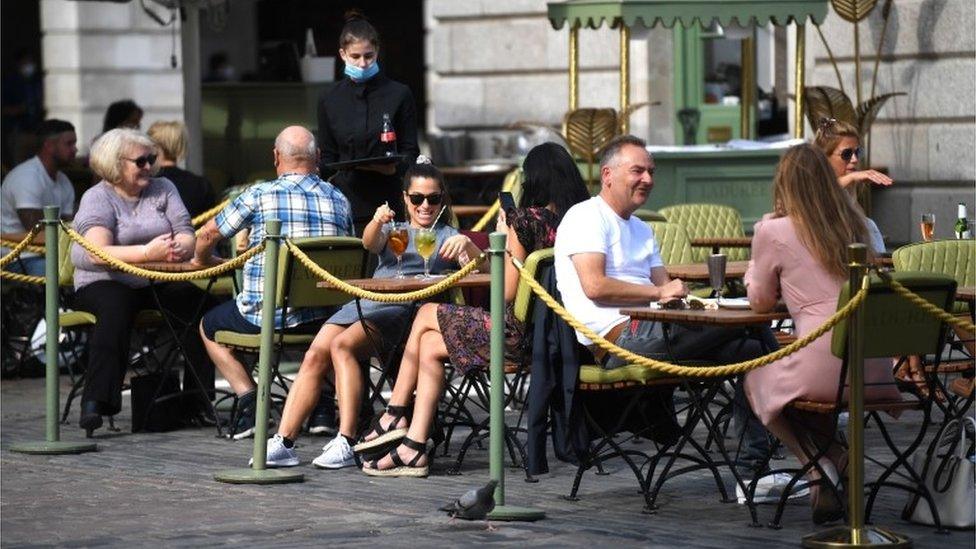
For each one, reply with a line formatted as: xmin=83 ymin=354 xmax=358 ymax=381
xmin=2 ymin=376 xmax=973 ymax=547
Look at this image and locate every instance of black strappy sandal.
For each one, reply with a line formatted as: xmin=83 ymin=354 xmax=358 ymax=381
xmin=353 ymin=404 xmax=410 ymax=453
xmin=362 ymin=436 xmax=429 ymax=478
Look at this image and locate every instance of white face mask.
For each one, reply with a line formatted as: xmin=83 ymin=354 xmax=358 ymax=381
xmin=20 ymin=63 xmax=37 ymax=78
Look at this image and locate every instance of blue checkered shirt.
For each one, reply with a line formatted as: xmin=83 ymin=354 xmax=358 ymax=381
xmin=215 ymin=173 xmax=354 ymax=328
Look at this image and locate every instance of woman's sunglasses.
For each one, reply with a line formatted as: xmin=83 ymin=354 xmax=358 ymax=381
xmin=837 ymin=147 xmax=863 ymax=162
xmin=125 ymin=154 xmax=157 ymax=168
xmin=407 ymin=192 xmax=443 ymax=206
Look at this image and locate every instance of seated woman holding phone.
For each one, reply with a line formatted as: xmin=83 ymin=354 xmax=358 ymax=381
xmin=357 ymin=142 xmax=591 ymax=477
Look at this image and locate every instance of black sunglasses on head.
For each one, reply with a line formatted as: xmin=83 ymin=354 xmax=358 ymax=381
xmin=407 ymin=192 xmax=443 ymax=206
xmin=837 ymin=147 xmax=863 ymax=163
xmin=125 ymin=153 xmax=157 ymax=168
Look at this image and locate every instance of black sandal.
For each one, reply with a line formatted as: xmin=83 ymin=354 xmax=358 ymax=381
xmin=353 ymin=404 xmax=410 ymax=453
xmin=362 ymin=436 xmax=428 ymax=478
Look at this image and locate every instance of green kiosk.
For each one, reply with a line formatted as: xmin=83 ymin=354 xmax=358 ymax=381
xmin=546 ymin=0 xmax=829 ymax=234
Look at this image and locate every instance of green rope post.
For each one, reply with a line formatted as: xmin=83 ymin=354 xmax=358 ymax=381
xmin=803 ymin=244 xmax=911 ymax=548
xmin=215 ymin=219 xmax=302 ymax=484
xmin=486 ymin=231 xmax=544 ymax=522
xmin=10 ymin=206 xmax=96 ymax=455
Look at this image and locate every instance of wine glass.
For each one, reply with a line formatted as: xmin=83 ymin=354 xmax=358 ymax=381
xmin=413 ymin=227 xmax=437 ymax=279
xmin=387 ymin=222 xmax=409 ymax=278
xmin=920 ymin=213 xmax=935 ymax=242
xmin=707 ymin=253 xmax=727 ymax=305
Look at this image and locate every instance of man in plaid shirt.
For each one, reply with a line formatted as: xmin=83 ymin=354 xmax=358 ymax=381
xmin=193 ymin=125 xmax=353 ymax=438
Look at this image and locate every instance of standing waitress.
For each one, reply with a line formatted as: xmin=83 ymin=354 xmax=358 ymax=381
xmin=318 ymin=11 xmax=419 ymax=234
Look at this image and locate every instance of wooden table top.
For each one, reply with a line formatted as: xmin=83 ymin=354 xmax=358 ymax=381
xmin=665 ymin=260 xmax=749 ymax=282
xmin=136 ymin=261 xmax=221 ymax=273
xmin=957 ymin=286 xmax=975 ymax=301
xmin=453 ymin=205 xmax=492 ymax=218
xmin=689 ymin=237 xmax=752 ymax=249
xmin=317 ymin=272 xmax=491 ymax=292
xmin=441 ymin=164 xmax=516 ymax=177
xmin=621 ymin=304 xmax=789 ymax=326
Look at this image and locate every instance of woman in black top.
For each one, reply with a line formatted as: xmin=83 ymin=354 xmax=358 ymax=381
xmin=317 ymin=12 xmax=419 ymax=234
xmin=147 ymin=120 xmax=216 ymax=219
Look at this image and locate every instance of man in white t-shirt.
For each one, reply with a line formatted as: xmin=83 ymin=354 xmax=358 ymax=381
xmin=555 ymin=135 xmax=801 ymax=503
xmin=0 ymin=119 xmax=78 ymax=275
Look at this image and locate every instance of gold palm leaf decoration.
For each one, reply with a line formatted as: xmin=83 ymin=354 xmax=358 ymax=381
xmin=830 ymin=0 xmax=878 ymax=22
xmin=803 ymin=86 xmax=857 ymax=129
xmin=804 ymin=85 xmax=904 ymax=139
xmin=563 ymin=108 xmax=619 ymax=185
xmin=855 ymin=92 xmax=905 ymax=136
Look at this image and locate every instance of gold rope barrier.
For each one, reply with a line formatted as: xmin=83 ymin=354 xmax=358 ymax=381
xmin=876 ymin=269 xmax=976 ymax=333
xmin=0 ymin=225 xmax=43 ymax=268
xmin=512 ymin=256 xmax=871 ymax=378
xmin=0 ymin=270 xmax=45 ymax=284
xmin=471 ymin=200 xmax=501 ymax=232
xmin=0 ymin=240 xmax=45 ymax=255
xmin=286 ymin=239 xmax=485 ymax=303
xmin=61 ymin=222 xmax=262 ymax=282
xmin=192 ymin=198 xmax=230 ymax=228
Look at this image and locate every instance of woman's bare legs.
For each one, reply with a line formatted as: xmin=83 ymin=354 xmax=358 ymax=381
xmin=276 ymin=324 xmax=346 ymax=440
xmin=366 ymin=330 xmax=448 ymax=469
xmin=361 ymin=303 xmax=442 ymax=442
xmin=330 ymin=321 xmax=380 ymax=439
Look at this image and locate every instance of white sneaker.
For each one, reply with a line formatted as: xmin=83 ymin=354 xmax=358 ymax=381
xmin=312 ymin=436 xmax=356 ymax=469
xmin=736 ymin=472 xmax=811 ymax=504
xmin=248 ymin=434 xmax=299 ymax=468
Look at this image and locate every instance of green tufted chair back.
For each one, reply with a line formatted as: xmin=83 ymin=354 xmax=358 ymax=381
xmin=658 ymin=203 xmax=749 ymax=262
xmin=892 ymin=239 xmax=974 ymax=313
xmin=649 ymin=221 xmax=694 ymax=266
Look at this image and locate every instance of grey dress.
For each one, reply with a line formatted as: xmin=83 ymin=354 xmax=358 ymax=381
xmin=325 ymin=222 xmax=460 ymax=349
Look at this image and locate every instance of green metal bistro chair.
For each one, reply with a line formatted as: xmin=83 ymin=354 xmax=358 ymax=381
xmin=442 ymin=247 xmax=554 ymax=475
xmin=648 ymin=221 xmax=694 ymax=265
xmin=659 ymin=203 xmax=750 ymax=262
xmin=214 ymin=236 xmax=367 ymax=437
xmin=765 ymin=271 xmax=956 ymax=530
xmin=892 ymin=239 xmax=974 ymax=417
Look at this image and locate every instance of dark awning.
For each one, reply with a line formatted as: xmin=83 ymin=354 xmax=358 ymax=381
xmin=547 ymin=0 xmax=829 ymax=30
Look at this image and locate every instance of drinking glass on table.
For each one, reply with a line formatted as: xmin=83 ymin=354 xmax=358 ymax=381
xmin=387 ymin=222 xmax=410 ymax=278
xmin=413 ymin=227 xmax=437 ymax=279
xmin=920 ymin=213 xmax=936 ymax=242
xmin=707 ymin=253 xmax=727 ymax=304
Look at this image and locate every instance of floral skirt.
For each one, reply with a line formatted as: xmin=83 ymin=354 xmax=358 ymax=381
xmin=437 ymin=303 xmax=526 ymax=376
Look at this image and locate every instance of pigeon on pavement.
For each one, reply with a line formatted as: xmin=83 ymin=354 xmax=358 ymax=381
xmin=440 ymin=480 xmax=498 ymax=529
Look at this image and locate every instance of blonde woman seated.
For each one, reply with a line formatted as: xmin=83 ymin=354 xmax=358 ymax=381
xmin=813 ymin=118 xmax=891 ymax=254
xmin=147 ymin=120 xmax=216 ymax=219
xmin=743 ymin=143 xmax=902 ymax=524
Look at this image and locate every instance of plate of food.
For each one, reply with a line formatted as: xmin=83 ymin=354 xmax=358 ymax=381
xmin=718 ymin=297 xmax=752 ymax=310
xmin=653 ymin=297 xmax=718 ymax=310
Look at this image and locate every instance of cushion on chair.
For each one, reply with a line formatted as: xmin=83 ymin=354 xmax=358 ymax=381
xmin=579 ymin=363 xmax=675 ymax=387
xmin=59 ymin=310 xmax=97 ymax=328
xmin=659 ymin=204 xmax=750 ymax=262
xmin=892 ymin=239 xmax=974 ymax=314
xmin=213 ymin=330 xmax=314 ymax=350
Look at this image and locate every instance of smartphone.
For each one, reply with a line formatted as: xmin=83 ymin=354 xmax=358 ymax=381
xmin=499 ymin=191 xmax=516 ymax=213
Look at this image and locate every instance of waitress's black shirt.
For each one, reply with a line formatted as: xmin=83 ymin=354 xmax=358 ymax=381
xmin=317 ymin=73 xmax=419 ymax=227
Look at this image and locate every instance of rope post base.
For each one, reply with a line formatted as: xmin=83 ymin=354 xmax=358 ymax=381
xmin=9 ymin=441 xmax=98 ymax=455
xmin=10 ymin=206 xmax=97 ymax=456
xmin=214 ymin=218 xmax=302 ymax=485
xmin=486 ymin=231 xmax=544 ymax=522
xmin=213 ymin=468 xmax=303 ymax=485
xmin=801 ymin=526 xmax=913 ymax=549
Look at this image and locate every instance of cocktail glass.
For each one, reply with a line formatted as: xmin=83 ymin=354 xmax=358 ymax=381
xmin=414 ymin=227 xmax=437 ymax=279
xmin=388 ymin=222 xmax=409 ymax=278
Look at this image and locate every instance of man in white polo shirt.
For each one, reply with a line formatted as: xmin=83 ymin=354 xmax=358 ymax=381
xmin=0 ymin=119 xmax=78 ymax=275
xmin=554 ymin=134 xmax=803 ymax=504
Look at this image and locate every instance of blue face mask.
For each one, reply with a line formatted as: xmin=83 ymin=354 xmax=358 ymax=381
xmin=344 ymin=61 xmax=380 ymax=82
